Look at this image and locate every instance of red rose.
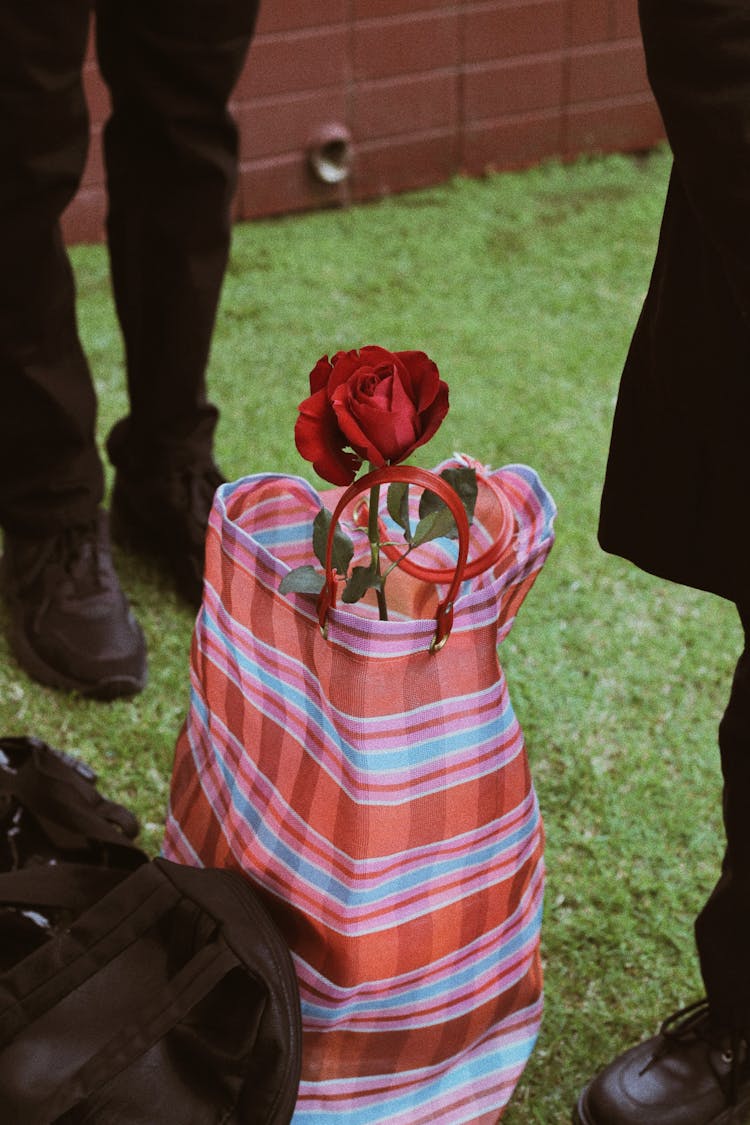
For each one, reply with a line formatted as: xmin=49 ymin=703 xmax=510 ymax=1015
xmin=294 ymin=346 xmax=449 ymax=485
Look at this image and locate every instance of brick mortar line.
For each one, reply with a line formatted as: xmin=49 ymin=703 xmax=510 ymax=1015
xmin=234 ymin=66 xmax=467 ymax=110
xmin=566 ymin=35 xmax=645 ymax=58
xmin=234 ymin=52 xmax=572 ymax=107
xmin=462 ymin=50 xmax=567 ymax=72
xmin=346 ymin=6 xmax=463 ymax=31
xmin=465 ymin=105 xmax=563 ymax=129
xmin=462 ymin=0 xmax=564 ymax=9
xmin=253 ymin=25 xmax=348 ymax=45
xmin=566 ymin=90 xmax=660 ymax=113
xmin=253 ymin=7 xmax=460 ymax=44
xmin=457 ymin=89 xmax=658 ymax=133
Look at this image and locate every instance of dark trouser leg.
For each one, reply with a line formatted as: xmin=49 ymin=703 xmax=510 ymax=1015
xmin=0 ymin=3 xmax=104 ymax=535
xmin=695 ymin=603 xmax=750 ymax=1035
xmin=95 ymin=0 xmax=260 ymax=473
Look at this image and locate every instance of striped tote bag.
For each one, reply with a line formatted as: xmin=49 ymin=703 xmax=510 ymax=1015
xmin=164 ymin=455 xmax=556 ymax=1124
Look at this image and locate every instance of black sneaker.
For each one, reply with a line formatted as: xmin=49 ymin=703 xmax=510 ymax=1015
xmin=575 ymin=1000 xmax=750 ymax=1125
xmin=110 ymin=460 xmax=223 ymax=609
xmin=1 ymin=512 xmax=147 ymax=700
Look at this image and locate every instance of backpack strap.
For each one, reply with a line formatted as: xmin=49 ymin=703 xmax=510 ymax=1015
xmin=36 ymin=940 xmax=242 ymax=1124
xmin=0 ymin=864 xmax=130 ymax=915
xmin=0 ymin=862 xmax=178 ymax=1044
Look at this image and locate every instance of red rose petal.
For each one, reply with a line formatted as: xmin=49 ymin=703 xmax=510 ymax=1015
xmin=354 ymin=399 xmax=419 ymax=462
xmin=308 ymin=355 xmax=333 ymax=394
xmin=395 ymin=350 xmax=443 ymax=411
xmin=406 ymin=379 xmax=450 ymax=455
xmin=331 ymin=388 xmax=389 ymax=466
xmin=295 ymin=387 xmax=361 ymax=485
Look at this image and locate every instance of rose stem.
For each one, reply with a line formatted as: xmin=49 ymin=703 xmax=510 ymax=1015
xmin=367 ymin=479 xmax=388 ymax=620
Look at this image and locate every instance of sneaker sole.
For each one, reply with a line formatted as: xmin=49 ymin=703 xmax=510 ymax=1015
xmin=574 ymin=1084 xmax=750 ymax=1125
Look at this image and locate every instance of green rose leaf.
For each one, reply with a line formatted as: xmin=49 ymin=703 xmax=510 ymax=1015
xmin=312 ymin=507 xmax=354 ymax=575
xmin=279 ymin=565 xmax=326 ymax=596
xmin=342 ymin=564 xmax=383 ymax=604
xmin=387 ymin=481 xmax=412 ymax=543
xmin=417 ymin=467 xmax=477 ymax=539
xmin=412 ymin=505 xmax=457 ymax=546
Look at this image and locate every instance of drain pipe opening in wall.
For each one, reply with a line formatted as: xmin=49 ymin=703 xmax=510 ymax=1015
xmin=307 ymin=124 xmax=353 ymax=185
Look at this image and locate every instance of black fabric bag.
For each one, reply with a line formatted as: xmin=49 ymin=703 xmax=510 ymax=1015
xmin=0 ymin=737 xmax=301 ymax=1125
xmin=0 ymin=734 xmax=148 ymax=971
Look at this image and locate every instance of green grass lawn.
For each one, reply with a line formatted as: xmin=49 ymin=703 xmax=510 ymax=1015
xmin=0 ymin=147 xmax=740 ymax=1122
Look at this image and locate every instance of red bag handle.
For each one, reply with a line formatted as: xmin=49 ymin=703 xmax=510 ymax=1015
xmin=353 ymin=471 xmax=516 ymax=583
xmin=317 ymin=465 xmax=472 ymax=652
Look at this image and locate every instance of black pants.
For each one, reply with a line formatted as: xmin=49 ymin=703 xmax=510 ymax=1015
xmin=696 ymin=603 xmax=750 ymax=1034
xmin=0 ymin=0 xmax=259 ymax=536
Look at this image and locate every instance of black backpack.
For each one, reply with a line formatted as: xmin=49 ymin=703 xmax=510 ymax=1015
xmin=0 ymin=737 xmax=301 ymax=1125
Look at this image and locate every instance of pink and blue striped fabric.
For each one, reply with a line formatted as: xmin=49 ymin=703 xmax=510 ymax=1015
xmin=164 ymin=456 xmax=555 ymax=1123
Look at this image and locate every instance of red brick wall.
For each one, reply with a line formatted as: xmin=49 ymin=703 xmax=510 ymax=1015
xmin=62 ymin=0 xmax=664 ymax=244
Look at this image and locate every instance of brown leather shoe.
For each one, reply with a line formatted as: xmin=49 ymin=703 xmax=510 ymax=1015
xmin=575 ymin=1001 xmax=750 ymax=1125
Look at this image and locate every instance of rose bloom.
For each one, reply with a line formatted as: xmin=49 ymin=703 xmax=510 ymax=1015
xmin=294 ymin=346 xmax=449 ymax=485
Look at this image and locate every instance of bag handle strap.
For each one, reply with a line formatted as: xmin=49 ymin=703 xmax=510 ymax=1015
xmin=353 ymin=469 xmax=516 ymax=583
xmin=317 ymin=465 xmax=471 ymax=652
